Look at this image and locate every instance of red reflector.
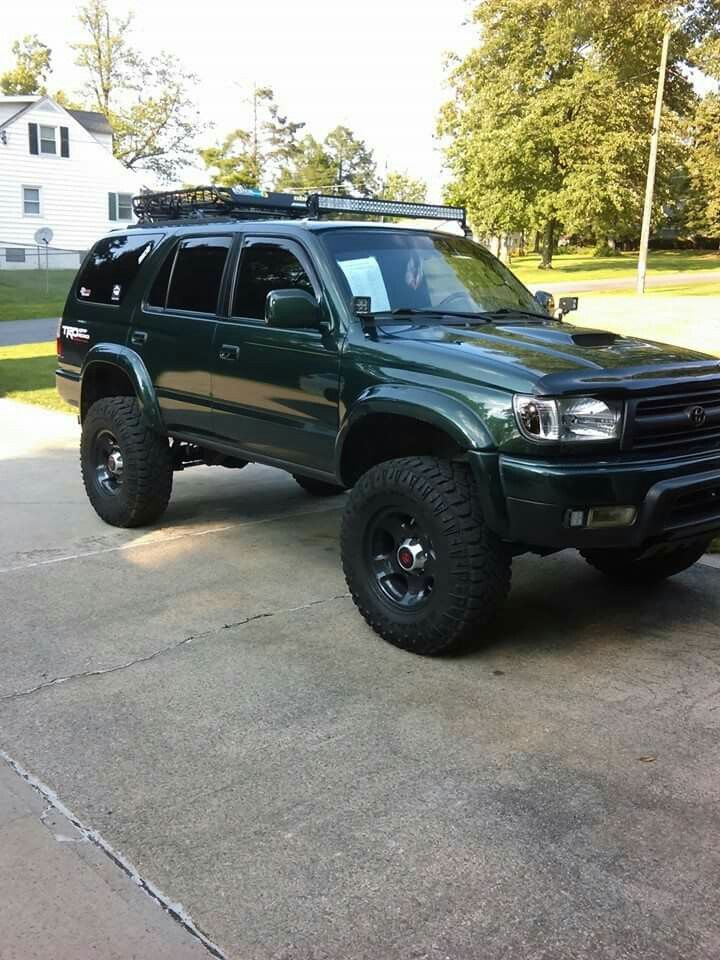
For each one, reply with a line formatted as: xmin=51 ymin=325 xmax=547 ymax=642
xmin=56 ymin=336 xmax=62 ymax=357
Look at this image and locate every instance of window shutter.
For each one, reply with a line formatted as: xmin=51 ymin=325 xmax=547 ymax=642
xmin=108 ymin=193 xmax=117 ymax=221
xmin=60 ymin=126 xmax=69 ymax=158
xmin=28 ymin=123 xmax=39 ymax=155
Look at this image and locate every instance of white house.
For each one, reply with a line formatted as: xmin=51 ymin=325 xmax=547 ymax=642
xmin=0 ymin=95 xmax=144 ymax=270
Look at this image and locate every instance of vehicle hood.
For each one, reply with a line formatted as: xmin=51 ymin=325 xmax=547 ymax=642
xmin=374 ymin=319 xmax=720 ymax=395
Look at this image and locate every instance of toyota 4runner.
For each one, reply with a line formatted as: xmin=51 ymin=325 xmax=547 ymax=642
xmin=56 ymin=187 xmax=720 ymax=655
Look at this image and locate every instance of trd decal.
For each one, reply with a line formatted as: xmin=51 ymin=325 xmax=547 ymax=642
xmin=61 ymin=325 xmax=91 ymax=342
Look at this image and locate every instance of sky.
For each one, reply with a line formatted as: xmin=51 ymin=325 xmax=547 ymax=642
xmin=0 ymin=0 xmax=475 ymax=199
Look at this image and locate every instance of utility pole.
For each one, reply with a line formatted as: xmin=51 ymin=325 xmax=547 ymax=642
xmin=637 ymin=27 xmax=672 ymax=295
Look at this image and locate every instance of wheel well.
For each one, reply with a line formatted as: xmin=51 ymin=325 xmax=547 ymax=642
xmin=340 ymin=414 xmax=466 ymax=486
xmin=81 ymin=362 xmax=135 ymax=421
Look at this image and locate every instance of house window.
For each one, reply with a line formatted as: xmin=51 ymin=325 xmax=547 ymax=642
xmin=23 ymin=186 xmax=41 ymax=216
xmin=5 ymin=248 xmax=26 ymax=263
xmin=39 ymin=125 xmax=57 ymax=155
xmin=108 ymin=192 xmax=134 ymax=221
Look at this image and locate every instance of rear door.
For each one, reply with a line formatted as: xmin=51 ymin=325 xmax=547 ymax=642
xmin=211 ymin=236 xmax=341 ymax=473
xmin=131 ymin=234 xmax=233 ymax=437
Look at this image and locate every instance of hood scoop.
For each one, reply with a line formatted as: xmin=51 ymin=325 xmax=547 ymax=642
xmin=570 ymin=331 xmax=621 ymax=347
xmin=496 ymin=324 xmax=621 ymax=348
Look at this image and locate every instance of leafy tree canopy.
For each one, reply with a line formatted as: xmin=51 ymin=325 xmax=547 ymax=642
xmin=0 ymin=35 xmax=52 ymax=95
xmin=380 ymin=170 xmax=428 ymax=203
xmin=71 ymin=0 xmax=203 ymax=180
xmin=440 ymin=0 xmax=719 ymax=265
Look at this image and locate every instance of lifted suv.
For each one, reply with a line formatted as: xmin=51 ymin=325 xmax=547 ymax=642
xmin=57 ymin=187 xmax=720 ymax=655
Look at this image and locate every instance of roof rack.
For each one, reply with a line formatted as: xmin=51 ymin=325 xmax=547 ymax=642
xmin=132 ymin=185 xmax=470 ymax=235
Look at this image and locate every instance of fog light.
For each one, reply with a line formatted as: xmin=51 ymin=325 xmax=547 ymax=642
xmin=587 ymin=506 xmax=637 ymax=529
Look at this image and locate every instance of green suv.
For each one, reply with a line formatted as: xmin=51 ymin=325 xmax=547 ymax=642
xmin=56 ymin=188 xmax=720 ymax=655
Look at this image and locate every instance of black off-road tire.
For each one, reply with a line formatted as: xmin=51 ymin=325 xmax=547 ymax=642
xmin=580 ymin=539 xmax=711 ymax=584
xmin=81 ymin=396 xmax=173 ymax=528
xmin=293 ymin=474 xmax=346 ymax=497
xmin=341 ymin=456 xmax=511 ymax=656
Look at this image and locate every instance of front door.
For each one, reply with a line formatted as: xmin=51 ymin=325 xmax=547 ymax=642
xmin=131 ymin=235 xmax=233 ymax=437
xmin=212 ymin=237 xmax=341 ymax=474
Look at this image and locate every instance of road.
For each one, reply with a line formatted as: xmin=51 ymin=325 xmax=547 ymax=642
xmin=543 ymin=268 xmax=720 ymax=294
xmin=0 ymin=317 xmax=58 ymax=346
xmin=1 ymin=398 xmax=719 ymax=960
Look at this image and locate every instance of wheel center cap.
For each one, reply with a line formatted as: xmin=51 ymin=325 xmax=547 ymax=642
xmin=107 ymin=450 xmax=124 ymax=476
xmin=396 ymin=539 xmax=426 ymax=572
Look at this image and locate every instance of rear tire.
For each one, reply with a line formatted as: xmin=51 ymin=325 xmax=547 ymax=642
xmin=81 ymin=396 xmax=173 ymax=528
xmin=293 ymin=474 xmax=346 ymax=497
xmin=341 ymin=456 xmax=511 ymax=656
xmin=581 ymin=539 xmax=711 ymax=584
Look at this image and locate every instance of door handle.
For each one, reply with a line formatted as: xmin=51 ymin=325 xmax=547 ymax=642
xmin=131 ymin=330 xmax=148 ymax=346
xmin=218 ymin=344 xmax=240 ymax=361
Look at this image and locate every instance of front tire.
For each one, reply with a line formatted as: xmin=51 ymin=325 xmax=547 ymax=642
xmin=341 ymin=456 xmax=511 ymax=656
xmin=581 ymin=539 xmax=711 ymax=584
xmin=81 ymin=396 xmax=173 ymax=528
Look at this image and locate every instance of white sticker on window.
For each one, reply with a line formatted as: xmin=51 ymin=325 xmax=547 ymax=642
xmin=338 ymin=256 xmax=390 ymax=312
xmin=111 ymin=284 xmax=121 ymax=301
xmin=79 ymin=287 xmax=91 ymax=298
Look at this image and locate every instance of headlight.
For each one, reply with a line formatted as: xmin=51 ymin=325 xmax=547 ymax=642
xmin=513 ymin=395 xmax=623 ymax=442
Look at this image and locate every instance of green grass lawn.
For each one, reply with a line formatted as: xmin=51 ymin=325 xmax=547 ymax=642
xmin=0 ymin=341 xmax=73 ymax=412
xmin=0 ymin=270 xmax=75 ymax=321
xmin=512 ymin=249 xmax=720 ymax=289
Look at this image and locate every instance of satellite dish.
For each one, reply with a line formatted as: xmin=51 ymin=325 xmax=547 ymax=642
xmin=34 ymin=226 xmax=54 ymax=245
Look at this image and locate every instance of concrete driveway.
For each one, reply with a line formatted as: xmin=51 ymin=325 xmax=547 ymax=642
xmin=1 ymin=398 xmax=719 ymax=960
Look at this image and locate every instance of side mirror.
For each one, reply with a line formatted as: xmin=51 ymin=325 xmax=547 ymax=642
xmin=266 ymin=289 xmax=323 ymax=329
xmin=558 ymin=296 xmax=578 ymax=317
xmin=534 ymin=290 xmax=555 ymax=316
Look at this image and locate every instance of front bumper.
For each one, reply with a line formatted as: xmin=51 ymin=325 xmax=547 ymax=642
xmin=469 ymin=449 xmax=720 ymax=550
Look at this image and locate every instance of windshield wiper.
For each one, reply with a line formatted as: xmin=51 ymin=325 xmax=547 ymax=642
xmin=363 ymin=308 xmax=490 ymax=325
xmin=477 ymin=308 xmax=548 ymax=322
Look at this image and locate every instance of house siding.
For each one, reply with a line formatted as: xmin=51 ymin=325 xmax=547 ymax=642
xmin=0 ymin=99 xmax=143 ymax=267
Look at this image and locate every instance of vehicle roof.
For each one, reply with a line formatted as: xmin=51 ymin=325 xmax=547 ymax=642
xmin=124 ymin=220 xmax=464 ymax=238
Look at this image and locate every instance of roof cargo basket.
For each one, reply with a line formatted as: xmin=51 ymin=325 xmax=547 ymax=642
xmin=132 ymin=185 xmax=469 ymax=234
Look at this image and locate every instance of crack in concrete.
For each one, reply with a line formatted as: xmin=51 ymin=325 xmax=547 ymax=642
xmin=0 ymin=749 xmax=228 ymax=959
xmin=0 ymin=593 xmax=350 ymax=704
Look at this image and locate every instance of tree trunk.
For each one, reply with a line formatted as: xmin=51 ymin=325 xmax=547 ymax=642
xmin=539 ymin=220 xmax=556 ymax=269
xmin=534 ymin=230 xmax=542 ymax=254
xmin=607 ymin=237 xmax=616 ymax=251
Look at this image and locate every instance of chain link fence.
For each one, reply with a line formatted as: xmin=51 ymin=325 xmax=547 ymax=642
xmin=0 ymin=242 xmax=85 ymax=321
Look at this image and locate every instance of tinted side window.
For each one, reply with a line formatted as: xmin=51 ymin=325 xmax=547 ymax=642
xmin=147 ymin=245 xmax=176 ymax=308
xmin=77 ymin=233 xmax=157 ymax=305
xmin=166 ymin=237 xmax=232 ymax=314
xmin=233 ymin=244 xmax=314 ymax=320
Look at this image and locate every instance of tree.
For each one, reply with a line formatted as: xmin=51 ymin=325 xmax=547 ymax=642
xmin=276 ymin=134 xmax=337 ymax=191
xmin=686 ymin=93 xmax=720 ymax=239
xmin=72 ymin=0 xmax=202 ymax=180
xmin=1 ymin=35 xmax=52 ymax=95
xmin=199 ymin=129 xmax=261 ymax=189
xmin=439 ymin=0 xmax=707 ymax=267
xmin=324 ymin=126 xmax=377 ymax=195
xmin=277 ymin=125 xmax=377 ymax=194
xmin=200 ymin=87 xmax=305 ymax=189
xmin=380 ymin=171 xmax=427 ymax=203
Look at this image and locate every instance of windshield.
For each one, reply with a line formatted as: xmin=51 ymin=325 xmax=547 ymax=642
xmin=320 ymin=229 xmax=543 ymax=318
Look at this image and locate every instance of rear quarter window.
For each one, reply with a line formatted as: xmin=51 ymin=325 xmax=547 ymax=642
xmin=77 ymin=233 xmax=160 ymax=305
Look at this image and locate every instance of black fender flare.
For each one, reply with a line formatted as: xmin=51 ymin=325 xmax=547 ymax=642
xmin=334 ymin=384 xmax=495 ymax=477
xmin=80 ymin=344 xmax=164 ymax=433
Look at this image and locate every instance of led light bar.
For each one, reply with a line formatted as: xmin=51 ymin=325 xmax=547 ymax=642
xmin=308 ymin=194 xmax=466 ymax=225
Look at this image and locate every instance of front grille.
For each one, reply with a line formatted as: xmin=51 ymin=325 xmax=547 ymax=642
xmin=629 ymin=387 xmax=720 ymax=453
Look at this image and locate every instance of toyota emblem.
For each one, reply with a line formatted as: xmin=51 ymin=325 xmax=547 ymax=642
xmin=688 ymin=405 xmax=707 ymax=428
